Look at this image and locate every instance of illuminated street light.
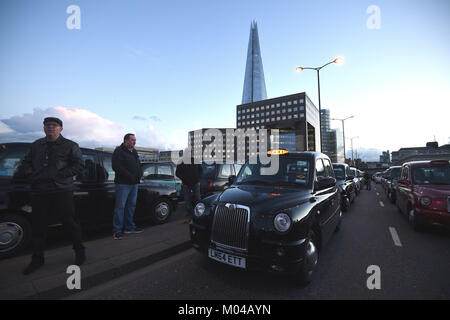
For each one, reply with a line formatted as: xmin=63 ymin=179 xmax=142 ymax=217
xmin=295 ymin=57 xmax=344 ymax=152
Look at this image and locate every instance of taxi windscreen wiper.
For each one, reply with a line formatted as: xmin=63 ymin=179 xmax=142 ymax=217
xmin=237 ymin=179 xmax=274 ymax=186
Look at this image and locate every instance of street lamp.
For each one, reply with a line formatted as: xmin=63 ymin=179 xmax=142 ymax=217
xmin=347 ymin=136 xmax=359 ymax=165
xmin=295 ymin=57 xmax=344 ymax=152
xmin=331 ymin=115 xmax=354 ymax=163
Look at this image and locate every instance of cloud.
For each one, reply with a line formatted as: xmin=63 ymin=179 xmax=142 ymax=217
xmin=0 ymin=106 xmax=174 ymax=150
xmin=132 ymin=115 xmax=161 ymax=122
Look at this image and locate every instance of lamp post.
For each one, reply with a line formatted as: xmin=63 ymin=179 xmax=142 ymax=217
xmin=296 ymin=57 xmax=344 ymax=152
xmin=331 ymin=115 xmax=354 ymax=163
xmin=348 ymin=136 xmax=359 ymax=165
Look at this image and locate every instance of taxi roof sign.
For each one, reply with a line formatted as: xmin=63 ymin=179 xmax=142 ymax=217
xmin=268 ymin=149 xmax=289 ymax=155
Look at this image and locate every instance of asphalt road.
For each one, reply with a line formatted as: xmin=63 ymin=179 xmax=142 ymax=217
xmin=70 ymin=184 xmax=450 ymax=300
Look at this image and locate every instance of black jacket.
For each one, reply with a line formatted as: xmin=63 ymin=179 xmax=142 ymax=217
xmin=175 ymin=159 xmax=203 ymax=187
xmin=112 ymin=144 xmax=143 ymax=185
xmin=15 ymin=135 xmax=83 ymax=194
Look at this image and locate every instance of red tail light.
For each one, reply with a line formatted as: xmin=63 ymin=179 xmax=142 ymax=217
xmin=209 ymin=181 xmax=214 ymax=191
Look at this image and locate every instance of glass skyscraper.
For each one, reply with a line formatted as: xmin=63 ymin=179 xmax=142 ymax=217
xmin=242 ymin=21 xmax=267 ymax=104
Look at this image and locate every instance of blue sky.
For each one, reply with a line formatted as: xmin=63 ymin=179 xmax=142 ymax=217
xmin=1 ymin=0 xmax=449 ymax=160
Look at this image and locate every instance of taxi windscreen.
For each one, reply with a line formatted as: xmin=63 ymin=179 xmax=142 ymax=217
xmin=235 ymin=158 xmax=310 ymax=187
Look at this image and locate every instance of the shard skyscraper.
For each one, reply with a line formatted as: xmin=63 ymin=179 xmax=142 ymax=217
xmin=242 ymin=21 xmax=267 ymax=104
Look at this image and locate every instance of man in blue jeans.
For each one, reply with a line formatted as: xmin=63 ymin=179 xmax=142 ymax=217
xmin=112 ymin=133 xmax=144 ymax=240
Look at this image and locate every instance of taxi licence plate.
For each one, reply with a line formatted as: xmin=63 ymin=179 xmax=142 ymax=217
xmin=208 ymin=248 xmax=246 ymax=269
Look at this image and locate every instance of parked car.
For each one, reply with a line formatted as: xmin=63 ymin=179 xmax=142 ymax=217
xmin=200 ymin=162 xmax=242 ymax=197
xmin=0 ymin=143 xmax=178 ymax=258
xmin=333 ymin=163 xmax=357 ymax=212
xmin=373 ymin=172 xmax=383 ymax=184
xmin=141 ymin=161 xmax=182 ymax=198
xmin=190 ymin=151 xmax=341 ymax=285
xmin=395 ymin=160 xmax=450 ymax=231
xmin=350 ymin=167 xmax=361 ymax=195
xmin=381 ymin=169 xmax=390 ymax=192
xmin=384 ymin=166 xmax=401 ymax=203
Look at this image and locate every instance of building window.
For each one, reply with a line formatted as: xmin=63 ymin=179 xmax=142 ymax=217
xmin=238 ymin=110 xmax=241 ymax=114
xmin=294 ymin=100 xmax=298 ymax=104
xmin=282 ymin=116 xmax=286 ymax=120
xmin=276 ymin=103 xmax=280 ymax=107
xmin=261 ymin=112 xmax=264 ymax=117
xmin=294 ymin=114 xmax=298 ymax=119
xmin=282 ymin=102 xmax=286 ymax=107
xmin=282 ymin=109 xmax=286 ymax=113
xmin=288 ymin=108 xmax=292 ymax=112
xmin=300 ymin=113 xmax=305 ymax=118
xmin=277 ymin=110 xmax=280 ymax=114
xmin=300 ymin=106 xmax=304 ymax=111
xmin=271 ymin=111 xmax=275 ymax=115
xmin=277 ymin=117 xmax=281 ymax=121
xmin=288 ymin=115 xmax=292 ymax=119
xmin=238 ymin=116 xmax=241 ymax=120
xmin=288 ymin=101 xmax=292 ymax=106
xmin=266 ymin=112 xmax=270 ymax=116
xmin=293 ymin=107 xmax=298 ymax=112
xmin=271 ymin=104 xmax=275 ymax=109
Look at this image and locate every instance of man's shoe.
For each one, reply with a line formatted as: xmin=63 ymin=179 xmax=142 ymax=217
xmin=74 ymin=248 xmax=86 ymax=266
xmin=113 ymin=232 xmax=123 ymax=240
xmin=23 ymin=258 xmax=44 ymax=275
xmin=124 ymin=228 xmax=144 ymax=234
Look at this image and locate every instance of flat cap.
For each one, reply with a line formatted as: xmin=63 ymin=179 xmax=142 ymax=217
xmin=43 ymin=117 xmax=63 ymax=127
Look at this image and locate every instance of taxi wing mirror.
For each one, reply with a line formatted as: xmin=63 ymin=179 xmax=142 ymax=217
xmin=315 ymin=177 xmax=336 ymax=191
xmin=228 ymin=175 xmax=236 ymax=185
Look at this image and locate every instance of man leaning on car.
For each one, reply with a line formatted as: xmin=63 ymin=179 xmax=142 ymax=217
xmin=15 ymin=117 xmax=86 ymax=275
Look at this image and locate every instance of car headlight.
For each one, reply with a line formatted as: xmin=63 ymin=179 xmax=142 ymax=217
xmin=194 ymin=202 xmax=206 ymax=217
xmin=274 ymin=213 xmax=292 ymax=233
xmin=420 ymin=197 xmax=432 ymax=206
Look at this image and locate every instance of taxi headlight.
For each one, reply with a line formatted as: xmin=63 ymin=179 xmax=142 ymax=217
xmin=194 ymin=202 xmax=206 ymax=217
xmin=274 ymin=213 xmax=292 ymax=233
xmin=420 ymin=197 xmax=432 ymax=206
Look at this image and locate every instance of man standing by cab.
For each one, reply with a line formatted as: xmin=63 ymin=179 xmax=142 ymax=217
xmin=112 ymin=133 xmax=143 ymax=240
xmin=18 ymin=117 xmax=85 ymax=275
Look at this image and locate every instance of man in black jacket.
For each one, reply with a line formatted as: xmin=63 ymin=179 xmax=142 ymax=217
xmin=175 ymin=149 xmax=202 ymax=224
xmin=16 ymin=117 xmax=85 ymax=275
xmin=112 ymin=133 xmax=143 ymax=239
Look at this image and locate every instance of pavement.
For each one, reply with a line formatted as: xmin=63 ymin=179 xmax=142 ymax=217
xmin=0 ymin=220 xmax=192 ymax=300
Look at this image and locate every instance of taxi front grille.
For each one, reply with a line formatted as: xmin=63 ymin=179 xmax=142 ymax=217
xmin=210 ymin=204 xmax=250 ymax=251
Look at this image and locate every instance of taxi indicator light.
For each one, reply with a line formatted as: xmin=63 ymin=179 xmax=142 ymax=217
xmin=268 ymin=149 xmax=289 ymax=155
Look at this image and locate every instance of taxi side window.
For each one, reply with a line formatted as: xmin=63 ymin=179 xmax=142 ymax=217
xmin=101 ymin=153 xmax=115 ymax=182
xmin=79 ymin=153 xmax=97 ymax=182
xmin=323 ymin=159 xmax=334 ymax=178
xmin=316 ymin=159 xmax=326 ymax=180
xmin=218 ymin=164 xmax=232 ymax=178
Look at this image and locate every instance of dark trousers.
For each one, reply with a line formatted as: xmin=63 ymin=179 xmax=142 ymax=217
xmin=182 ymin=183 xmax=201 ymax=217
xmin=31 ymin=191 xmax=84 ymax=258
xmin=366 ymin=180 xmax=372 ymax=190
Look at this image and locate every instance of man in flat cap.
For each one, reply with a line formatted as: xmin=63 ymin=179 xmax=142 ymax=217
xmin=16 ymin=117 xmax=85 ymax=275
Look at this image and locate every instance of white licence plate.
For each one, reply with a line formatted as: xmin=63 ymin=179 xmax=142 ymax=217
xmin=208 ymin=248 xmax=246 ymax=269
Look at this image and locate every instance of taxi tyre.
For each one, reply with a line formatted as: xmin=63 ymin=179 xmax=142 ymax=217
xmin=342 ymin=197 xmax=350 ymax=212
xmin=0 ymin=213 xmax=31 ymax=258
xmin=150 ymin=198 xmax=173 ymax=224
xmin=294 ymin=229 xmax=319 ymax=286
xmin=408 ymin=209 xmax=424 ymax=232
xmin=334 ymin=211 xmax=342 ymax=233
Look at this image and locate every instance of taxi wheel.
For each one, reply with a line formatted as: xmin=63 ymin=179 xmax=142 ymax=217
xmin=409 ymin=209 xmax=424 ymax=232
xmin=0 ymin=214 xmax=31 ymax=258
xmin=150 ymin=199 xmax=172 ymax=224
xmin=295 ymin=230 xmax=319 ymax=286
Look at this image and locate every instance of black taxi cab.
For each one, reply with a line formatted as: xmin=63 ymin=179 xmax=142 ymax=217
xmin=0 ymin=142 xmax=178 ymax=258
xmin=189 ymin=150 xmax=341 ymax=285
